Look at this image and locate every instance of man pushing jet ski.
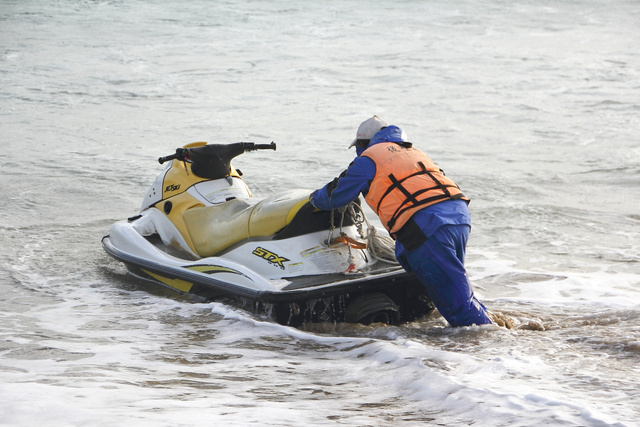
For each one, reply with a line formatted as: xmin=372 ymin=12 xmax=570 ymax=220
xmin=102 ymin=136 xmax=438 ymax=326
xmin=310 ymin=116 xmax=494 ymax=327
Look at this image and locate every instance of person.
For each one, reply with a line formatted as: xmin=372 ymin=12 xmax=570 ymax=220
xmin=309 ymin=116 xmax=493 ymax=327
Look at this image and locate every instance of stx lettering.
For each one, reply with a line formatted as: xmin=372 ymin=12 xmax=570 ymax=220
xmin=252 ymin=247 xmax=289 ymax=270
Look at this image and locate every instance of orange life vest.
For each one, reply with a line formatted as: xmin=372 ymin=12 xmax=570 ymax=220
xmin=362 ymin=142 xmax=469 ymax=235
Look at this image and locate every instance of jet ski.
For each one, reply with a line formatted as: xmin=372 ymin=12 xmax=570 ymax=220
xmin=102 ymin=141 xmax=434 ymax=326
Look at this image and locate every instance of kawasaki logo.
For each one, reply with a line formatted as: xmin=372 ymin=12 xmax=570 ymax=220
xmin=252 ymin=247 xmax=289 ymax=270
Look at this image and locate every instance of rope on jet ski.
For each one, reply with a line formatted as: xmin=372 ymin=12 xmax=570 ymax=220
xmin=339 ymin=206 xmax=357 ymax=273
xmin=328 ymin=207 xmax=357 ymax=273
xmin=346 ymin=202 xmax=398 ymax=265
xmin=328 ymin=201 xmax=399 ymax=269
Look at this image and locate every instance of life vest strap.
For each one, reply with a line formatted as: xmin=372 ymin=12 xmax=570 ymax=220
xmin=377 ymin=161 xmax=464 ymax=231
xmin=424 ymin=167 xmax=452 ymax=198
xmin=387 ymin=192 xmax=465 ymax=231
xmin=375 ymin=162 xmax=440 ymax=213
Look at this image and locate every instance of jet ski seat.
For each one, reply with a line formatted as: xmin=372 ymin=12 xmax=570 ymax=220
xmin=183 ymin=189 xmax=310 ymax=257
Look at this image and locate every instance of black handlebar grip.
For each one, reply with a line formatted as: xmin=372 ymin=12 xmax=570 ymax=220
xmin=254 ymin=142 xmax=276 ymax=151
xmin=158 ymin=155 xmax=176 ymax=164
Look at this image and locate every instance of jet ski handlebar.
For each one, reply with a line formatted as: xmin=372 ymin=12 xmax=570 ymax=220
xmin=158 ymin=148 xmax=189 ymax=164
xmin=248 ymin=141 xmax=277 ymax=151
xmin=158 ymin=141 xmax=276 ymax=164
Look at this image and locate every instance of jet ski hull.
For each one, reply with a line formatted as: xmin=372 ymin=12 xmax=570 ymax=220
xmin=102 ymin=234 xmax=433 ymax=326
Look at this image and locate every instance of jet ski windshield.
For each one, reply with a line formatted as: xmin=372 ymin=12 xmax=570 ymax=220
xmin=158 ymin=142 xmax=276 ymax=180
xmin=189 ymin=143 xmax=244 ymax=179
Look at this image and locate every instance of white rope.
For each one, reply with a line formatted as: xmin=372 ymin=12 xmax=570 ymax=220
xmin=345 ymin=202 xmax=398 ymax=264
xmin=366 ymin=224 xmax=398 ymax=264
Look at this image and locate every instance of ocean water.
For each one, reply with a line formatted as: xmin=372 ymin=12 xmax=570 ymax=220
xmin=1 ymin=0 xmax=639 ymax=425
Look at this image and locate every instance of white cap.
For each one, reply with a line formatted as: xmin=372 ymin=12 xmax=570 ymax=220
xmin=349 ymin=115 xmax=389 ymax=148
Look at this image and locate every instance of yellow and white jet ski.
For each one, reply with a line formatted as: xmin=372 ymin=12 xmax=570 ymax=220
xmin=102 ymin=142 xmax=433 ymax=326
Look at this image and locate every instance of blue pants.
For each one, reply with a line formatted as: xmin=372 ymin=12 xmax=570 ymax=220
xmin=396 ymin=224 xmax=492 ymax=327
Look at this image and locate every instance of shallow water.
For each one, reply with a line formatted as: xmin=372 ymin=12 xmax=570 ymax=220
xmin=1 ymin=0 xmax=639 ymax=425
